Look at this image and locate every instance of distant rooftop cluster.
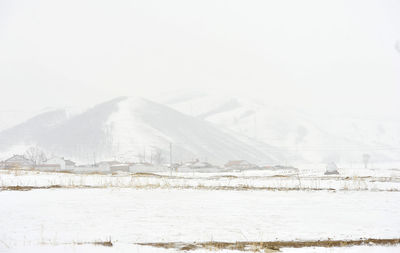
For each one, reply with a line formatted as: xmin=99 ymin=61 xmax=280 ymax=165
xmin=0 ymin=153 xmax=301 ymax=174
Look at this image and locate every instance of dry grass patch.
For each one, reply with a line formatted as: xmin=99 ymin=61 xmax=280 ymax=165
xmin=0 ymin=184 xmax=395 ymax=192
xmin=133 ymin=172 xmax=164 ymax=177
xmin=0 ymin=185 xmax=64 ymax=191
xmin=139 ymin=238 xmax=400 ymax=251
xmin=41 ymin=238 xmax=114 ymax=247
xmin=73 ymin=239 xmax=113 ymax=247
xmin=210 ymin=175 xmax=239 ymax=179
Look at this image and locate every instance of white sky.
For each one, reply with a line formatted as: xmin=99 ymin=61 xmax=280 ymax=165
xmin=0 ymin=0 xmax=399 ymax=119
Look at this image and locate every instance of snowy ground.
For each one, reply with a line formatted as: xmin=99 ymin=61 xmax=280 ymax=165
xmin=1 ymin=166 xmax=400 ymax=191
xmin=1 ymin=168 xmax=399 ymax=252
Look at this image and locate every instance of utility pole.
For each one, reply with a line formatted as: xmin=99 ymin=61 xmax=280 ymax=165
xmin=168 ymin=143 xmax=173 ymax=175
xmin=150 ymin=149 xmax=153 ymax=164
xmin=254 ymin=112 xmax=257 ymax=139
xmin=93 ymin=152 xmax=96 ymax=166
xmin=169 ymin=142 xmax=173 ymax=168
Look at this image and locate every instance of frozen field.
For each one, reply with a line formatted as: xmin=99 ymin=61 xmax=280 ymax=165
xmin=1 ymin=168 xmax=400 ymax=252
xmin=1 ymin=167 xmax=400 ymax=192
xmin=1 ymin=188 xmax=400 ymax=252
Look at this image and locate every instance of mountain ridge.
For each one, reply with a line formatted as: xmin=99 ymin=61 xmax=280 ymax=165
xmin=0 ymin=97 xmax=282 ymax=164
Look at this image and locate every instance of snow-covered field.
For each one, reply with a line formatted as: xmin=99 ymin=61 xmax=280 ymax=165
xmin=1 ymin=168 xmax=400 ymax=252
xmin=1 ymin=166 xmax=400 ymax=192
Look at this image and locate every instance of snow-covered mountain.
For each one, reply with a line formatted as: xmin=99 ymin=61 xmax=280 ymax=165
xmin=162 ymin=93 xmax=400 ymax=165
xmin=1 ymin=94 xmax=398 ymax=167
xmin=0 ymin=97 xmax=282 ymax=164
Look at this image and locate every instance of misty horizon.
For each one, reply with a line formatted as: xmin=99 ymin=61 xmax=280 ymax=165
xmin=1 ymin=0 xmax=400 ymax=120
xmin=1 ymin=1 xmax=400 ymax=252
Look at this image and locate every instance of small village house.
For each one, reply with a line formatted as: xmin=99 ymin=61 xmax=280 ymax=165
xmin=325 ymin=162 xmax=339 ymax=175
xmin=37 ymin=157 xmax=76 ymax=172
xmin=178 ymin=159 xmax=216 ymax=171
xmin=129 ymin=162 xmax=156 ymax=173
xmin=96 ymin=161 xmax=120 ymax=171
xmin=110 ymin=163 xmax=131 ymax=172
xmin=224 ymin=160 xmax=258 ymax=171
xmin=1 ymin=155 xmax=34 ymax=169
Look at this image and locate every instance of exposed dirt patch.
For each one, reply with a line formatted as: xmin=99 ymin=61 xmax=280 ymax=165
xmin=73 ymin=240 xmax=113 ymax=247
xmin=210 ymin=175 xmax=239 ymax=179
xmin=138 ymin=238 xmax=400 ymax=251
xmin=0 ymin=185 xmax=64 ymax=191
xmin=44 ymin=239 xmax=114 ymax=247
xmin=89 ymin=239 xmax=113 ymax=247
xmin=132 ymin=172 xmax=164 ymax=177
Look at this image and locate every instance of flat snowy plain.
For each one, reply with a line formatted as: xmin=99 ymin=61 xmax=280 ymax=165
xmin=1 ymin=167 xmax=399 ymax=252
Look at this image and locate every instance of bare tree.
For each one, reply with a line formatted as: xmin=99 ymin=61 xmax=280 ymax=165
xmin=137 ymin=151 xmax=145 ymax=163
xmin=152 ymin=148 xmax=164 ymax=165
xmin=24 ymin=146 xmax=47 ymax=166
xmin=362 ymin=153 xmax=371 ymax=169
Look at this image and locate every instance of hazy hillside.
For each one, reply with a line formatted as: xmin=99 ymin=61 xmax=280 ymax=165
xmin=164 ymin=93 xmax=400 ymax=165
xmin=0 ymin=97 xmax=282 ymax=164
xmin=1 ymin=94 xmax=398 ymax=166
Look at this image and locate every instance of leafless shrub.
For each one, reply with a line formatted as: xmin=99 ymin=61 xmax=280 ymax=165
xmin=24 ymin=146 xmax=47 ymax=166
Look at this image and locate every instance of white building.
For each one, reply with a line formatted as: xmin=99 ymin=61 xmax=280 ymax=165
xmin=1 ymin=155 xmax=33 ymax=169
xmin=96 ymin=161 xmax=120 ymax=171
xmin=325 ymin=162 xmax=339 ymax=175
xmin=43 ymin=157 xmax=76 ymax=171
xmin=178 ymin=160 xmax=217 ymax=172
xmin=129 ymin=162 xmax=162 ymax=173
xmin=224 ymin=160 xmax=258 ymax=171
xmin=111 ymin=163 xmax=130 ymax=172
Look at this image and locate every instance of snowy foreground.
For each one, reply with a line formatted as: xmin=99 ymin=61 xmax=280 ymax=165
xmin=1 ymin=168 xmax=400 ymax=252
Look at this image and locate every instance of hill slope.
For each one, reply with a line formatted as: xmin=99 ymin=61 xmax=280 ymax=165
xmin=163 ymin=94 xmax=400 ymax=165
xmin=0 ymin=97 xmax=282 ymax=164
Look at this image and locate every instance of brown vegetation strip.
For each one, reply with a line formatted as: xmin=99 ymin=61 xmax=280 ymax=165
xmin=1 ymin=184 xmax=400 ymax=192
xmin=40 ymin=239 xmax=114 ymax=247
xmin=138 ymin=238 xmax=400 ymax=251
xmin=74 ymin=239 xmax=113 ymax=247
xmin=0 ymin=185 xmax=337 ymax=192
xmin=0 ymin=185 xmax=64 ymax=191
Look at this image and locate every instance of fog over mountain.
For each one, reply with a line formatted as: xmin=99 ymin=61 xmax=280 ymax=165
xmin=0 ymin=95 xmax=399 ymax=167
xmin=0 ymin=97 xmax=284 ymax=164
xmin=1 ymin=0 xmax=399 ymax=120
xmin=0 ymin=0 xmax=399 ymax=167
xmin=164 ymin=93 xmax=400 ymax=165
xmin=2 ymin=2 xmax=400 ymax=252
